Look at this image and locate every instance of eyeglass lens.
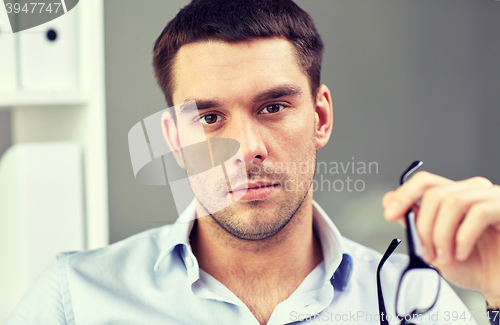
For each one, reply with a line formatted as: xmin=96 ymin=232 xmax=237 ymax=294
xmin=396 ymin=268 xmax=441 ymax=316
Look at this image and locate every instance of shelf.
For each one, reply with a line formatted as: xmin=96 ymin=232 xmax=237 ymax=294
xmin=0 ymin=90 xmax=88 ymax=108
xmin=0 ymin=0 xmax=108 ymax=250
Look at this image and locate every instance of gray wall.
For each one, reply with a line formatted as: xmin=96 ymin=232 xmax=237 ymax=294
xmin=0 ymin=110 xmax=11 ymax=158
xmin=104 ymin=0 xmax=189 ymax=241
xmin=105 ymin=0 xmax=500 ymax=248
xmin=300 ymin=0 xmax=500 ymax=255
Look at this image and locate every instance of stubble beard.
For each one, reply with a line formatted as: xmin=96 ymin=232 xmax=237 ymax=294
xmin=191 ymin=135 xmax=317 ymax=241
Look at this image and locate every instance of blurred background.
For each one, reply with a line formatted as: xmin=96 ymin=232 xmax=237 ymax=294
xmin=1 ymin=0 xmax=499 ymax=323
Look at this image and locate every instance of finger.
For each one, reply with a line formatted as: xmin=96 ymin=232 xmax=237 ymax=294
xmin=384 ymin=171 xmax=452 ymax=221
xmin=385 ymin=202 xmax=417 ymax=229
xmin=382 ymin=191 xmax=395 ymax=209
xmin=411 ymin=204 xmax=420 ymax=217
xmin=456 ymin=192 xmax=500 ymax=261
xmin=397 ymin=205 xmax=419 ymax=228
xmin=418 ymin=177 xmax=493 ymax=263
xmin=383 ymin=191 xmax=417 ymax=228
xmin=432 ymin=186 xmax=497 ymax=266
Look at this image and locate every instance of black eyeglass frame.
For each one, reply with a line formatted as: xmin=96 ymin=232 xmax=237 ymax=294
xmin=377 ymin=161 xmax=442 ymax=325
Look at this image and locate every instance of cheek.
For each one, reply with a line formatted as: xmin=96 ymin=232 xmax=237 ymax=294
xmin=271 ymin=117 xmax=316 ymax=162
xmin=285 ymin=110 xmax=316 ymax=142
xmin=177 ymin=120 xmax=208 ymax=147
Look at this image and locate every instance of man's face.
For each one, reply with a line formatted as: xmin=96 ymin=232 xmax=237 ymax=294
xmin=170 ymin=37 xmax=324 ymax=240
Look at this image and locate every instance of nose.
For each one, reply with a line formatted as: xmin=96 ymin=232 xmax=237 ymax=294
xmin=228 ymin=116 xmax=267 ymax=169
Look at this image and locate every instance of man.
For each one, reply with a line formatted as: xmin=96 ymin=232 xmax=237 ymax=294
xmin=8 ymin=0 xmax=500 ymax=324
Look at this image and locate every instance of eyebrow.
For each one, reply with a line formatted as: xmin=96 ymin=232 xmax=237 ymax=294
xmin=251 ymin=84 xmax=302 ymax=103
xmin=180 ymin=99 xmax=222 ymax=113
xmin=180 ymin=84 xmax=303 ymax=113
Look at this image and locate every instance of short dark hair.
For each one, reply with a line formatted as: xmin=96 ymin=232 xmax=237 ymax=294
xmin=153 ymin=0 xmax=324 ymax=107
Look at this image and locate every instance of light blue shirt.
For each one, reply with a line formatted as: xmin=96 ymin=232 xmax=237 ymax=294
xmin=7 ymin=200 xmax=475 ymax=325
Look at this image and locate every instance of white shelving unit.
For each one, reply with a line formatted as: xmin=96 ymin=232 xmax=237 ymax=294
xmin=0 ymin=0 xmax=108 ymax=250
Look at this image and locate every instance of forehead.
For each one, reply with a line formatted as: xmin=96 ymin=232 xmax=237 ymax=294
xmin=171 ymin=38 xmax=308 ymax=105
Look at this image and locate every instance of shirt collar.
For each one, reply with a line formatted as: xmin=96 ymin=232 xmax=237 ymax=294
xmin=153 ymin=200 xmax=197 ymax=271
xmin=311 ymin=200 xmax=345 ymax=278
xmin=154 ymin=200 xmax=353 ymax=290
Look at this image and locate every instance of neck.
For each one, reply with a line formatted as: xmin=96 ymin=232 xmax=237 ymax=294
xmin=190 ymin=192 xmax=323 ymax=290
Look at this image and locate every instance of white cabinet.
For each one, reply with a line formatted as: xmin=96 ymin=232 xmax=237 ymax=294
xmin=18 ymin=7 xmax=78 ymax=91
xmin=0 ymin=6 xmax=17 ymax=91
xmin=0 ymin=0 xmax=109 ymax=251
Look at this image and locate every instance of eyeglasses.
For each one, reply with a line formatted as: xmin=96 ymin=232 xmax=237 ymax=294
xmin=377 ymin=161 xmax=442 ymax=325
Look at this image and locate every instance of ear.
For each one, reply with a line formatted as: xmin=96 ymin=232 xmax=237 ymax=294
xmin=161 ymin=110 xmax=185 ymax=169
xmin=314 ymin=84 xmax=333 ymax=150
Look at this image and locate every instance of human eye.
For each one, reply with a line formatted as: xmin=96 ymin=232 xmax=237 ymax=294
xmin=198 ymin=113 xmax=223 ymax=125
xmin=259 ymin=104 xmax=286 ymax=114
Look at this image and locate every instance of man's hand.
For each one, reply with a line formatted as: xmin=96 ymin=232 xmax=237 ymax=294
xmin=382 ymin=171 xmax=500 ymax=308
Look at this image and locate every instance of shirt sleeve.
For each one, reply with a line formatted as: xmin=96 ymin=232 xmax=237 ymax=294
xmin=6 ymin=253 xmax=70 ymax=325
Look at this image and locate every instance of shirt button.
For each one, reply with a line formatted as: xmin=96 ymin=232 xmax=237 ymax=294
xmin=185 ymin=256 xmax=194 ymax=267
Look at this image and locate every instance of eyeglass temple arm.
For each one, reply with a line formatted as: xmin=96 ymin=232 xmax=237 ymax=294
xmin=377 ymin=238 xmax=402 ymax=325
xmin=400 ymin=161 xmax=423 ymax=185
xmin=404 ymin=210 xmax=418 ymax=258
xmin=400 ymin=161 xmax=423 ymax=258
